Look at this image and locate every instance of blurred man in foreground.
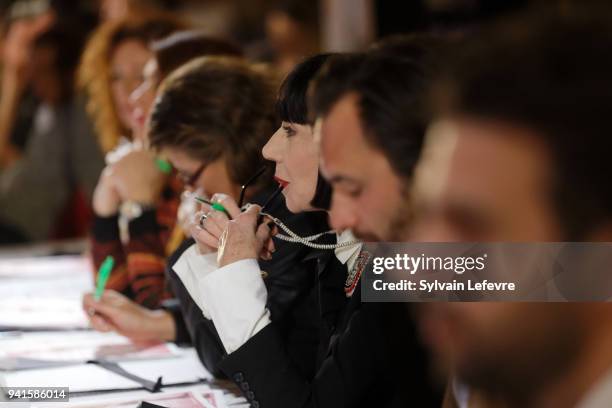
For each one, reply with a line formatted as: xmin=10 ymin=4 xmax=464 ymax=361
xmin=412 ymin=9 xmax=612 ymax=408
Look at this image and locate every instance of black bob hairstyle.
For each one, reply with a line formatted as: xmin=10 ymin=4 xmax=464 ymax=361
xmin=276 ymin=53 xmax=334 ymax=125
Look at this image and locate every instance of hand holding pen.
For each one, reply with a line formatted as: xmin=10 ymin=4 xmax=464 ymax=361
xmin=190 ymin=193 xmax=241 ymax=252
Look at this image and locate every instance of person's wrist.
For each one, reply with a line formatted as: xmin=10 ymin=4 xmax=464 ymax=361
xmin=128 ymin=195 xmax=157 ymax=206
xmin=93 ymin=194 xmax=121 ymax=217
xmin=218 ymin=251 xmax=257 ymax=268
xmin=147 ymin=309 xmax=176 ymax=342
xmin=93 ymin=177 xmax=122 ymax=216
xmin=94 ymin=202 xmax=120 ymax=217
xmin=218 ymin=257 xmax=238 ymax=268
xmin=197 ymin=243 xmax=216 ymax=255
xmin=121 ymin=182 xmax=163 ymax=206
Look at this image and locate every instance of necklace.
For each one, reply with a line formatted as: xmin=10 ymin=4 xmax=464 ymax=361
xmin=260 ymin=212 xmax=361 ymax=250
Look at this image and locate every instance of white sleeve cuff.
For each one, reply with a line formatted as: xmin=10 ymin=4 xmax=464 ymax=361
xmin=199 ymin=258 xmax=271 ymax=354
xmin=171 ymin=244 xmax=218 ymax=318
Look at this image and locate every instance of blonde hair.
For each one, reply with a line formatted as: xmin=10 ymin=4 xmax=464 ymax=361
xmin=78 ymin=14 xmax=184 ymax=153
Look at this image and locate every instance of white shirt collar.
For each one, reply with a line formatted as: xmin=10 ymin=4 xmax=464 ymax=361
xmin=334 ymin=230 xmax=362 ymax=271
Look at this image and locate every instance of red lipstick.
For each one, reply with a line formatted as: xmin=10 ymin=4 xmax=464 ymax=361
xmin=274 ymin=176 xmax=290 ymax=188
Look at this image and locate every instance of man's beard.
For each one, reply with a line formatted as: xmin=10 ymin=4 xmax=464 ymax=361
xmin=353 ymin=185 xmax=412 ymax=242
xmin=386 ymin=185 xmax=413 ymax=241
xmin=387 ymin=196 xmax=413 ymax=241
xmin=455 ymin=305 xmax=586 ymax=406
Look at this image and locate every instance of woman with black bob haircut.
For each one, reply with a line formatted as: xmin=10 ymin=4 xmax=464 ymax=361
xmin=277 ymin=53 xmax=335 ymax=210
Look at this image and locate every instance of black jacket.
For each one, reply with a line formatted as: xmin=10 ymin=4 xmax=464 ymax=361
xmin=164 ymin=193 xmax=328 ymax=379
xmin=216 ymin=239 xmax=442 ymax=408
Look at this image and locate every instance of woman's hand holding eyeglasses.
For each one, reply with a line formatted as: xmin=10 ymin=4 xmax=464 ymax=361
xmin=217 ymin=204 xmax=276 ymax=268
xmin=190 ymin=193 xmax=241 ymax=253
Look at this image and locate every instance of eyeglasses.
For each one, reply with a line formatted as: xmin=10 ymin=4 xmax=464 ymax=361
xmin=181 ymin=162 xmax=207 ymax=187
xmin=238 ymin=166 xmax=267 ymax=207
xmin=183 ymin=164 xmax=267 ymax=204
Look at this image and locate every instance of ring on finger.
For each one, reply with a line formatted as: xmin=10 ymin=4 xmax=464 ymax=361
xmin=199 ymin=213 xmax=208 ymax=228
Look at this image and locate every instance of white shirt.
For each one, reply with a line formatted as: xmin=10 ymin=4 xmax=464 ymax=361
xmin=173 ymin=231 xmax=361 ymax=354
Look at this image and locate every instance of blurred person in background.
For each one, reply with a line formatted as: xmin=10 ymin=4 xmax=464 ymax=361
xmin=99 ymin=0 xmax=177 ymax=22
xmin=0 ymin=0 xmax=95 ymax=165
xmin=0 ymin=3 xmax=103 ymax=244
xmin=258 ymin=0 xmax=320 ymax=77
xmin=0 ymin=7 xmax=5 ymax=66
xmin=128 ymin=30 xmax=242 ymax=151
xmin=79 ymin=15 xmax=184 ymax=307
xmin=128 ymin=30 xmax=242 ymax=234
xmin=81 ymin=30 xmax=245 ymax=341
xmin=411 ymin=7 xmax=612 ymax=408
xmin=0 ymin=5 xmax=55 ymax=167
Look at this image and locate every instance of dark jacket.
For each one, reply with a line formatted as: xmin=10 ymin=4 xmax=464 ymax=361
xmin=216 ymin=237 xmax=442 ymax=408
xmin=164 ymin=193 xmax=327 ymax=379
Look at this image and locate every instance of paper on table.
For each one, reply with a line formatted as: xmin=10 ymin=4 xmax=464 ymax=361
xmin=0 ymin=331 xmax=180 ymax=370
xmin=0 ymin=297 xmax=89 ymax=330
xmin=0 ymin=240 xmax=87 ymax=259
xmin=0 ymin=255 xmax=92 ymax=279
xmin=0 ymin=255 xmax=94 ymax=330
xmin=40 ymin=389 xmax=226 ymax=408
xmin=1 ymin=364 xmax=143 ymax=393
xmin=1 ymin=348 xmax=212 ymax=393
xmin=118 ymin=348 xmax=212 ymax=384
xmin=31 ymin=384 xmax=227 ymax=408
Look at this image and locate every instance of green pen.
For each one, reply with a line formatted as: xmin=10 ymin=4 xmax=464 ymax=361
xmin=155 ymin=158 xmax=173 ymax=174
xmin=192 ymin=196 xmax=231 ymax=219
xmin=94 ymin=256 xmax=115 ymax=301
